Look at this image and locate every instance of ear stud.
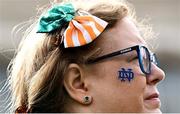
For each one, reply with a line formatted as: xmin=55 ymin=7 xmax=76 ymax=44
xmin=83 ymin=96 xmax=92 ymax=104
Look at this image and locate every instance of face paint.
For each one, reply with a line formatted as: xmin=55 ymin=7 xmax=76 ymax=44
xmin=118 ymin=68 xmax=134 ymax=82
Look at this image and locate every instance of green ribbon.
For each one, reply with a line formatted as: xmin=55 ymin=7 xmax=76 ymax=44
xmin=37 ymin=3 xmax=75 ymax=33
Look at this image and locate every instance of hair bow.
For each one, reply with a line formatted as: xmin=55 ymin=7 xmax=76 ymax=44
xmin=37 ymin=3 xmax=75 ymax=33
xmin=37 ymin=3 xmax=108 ymax=48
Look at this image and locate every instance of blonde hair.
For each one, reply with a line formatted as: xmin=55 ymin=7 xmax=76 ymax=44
xmin=0 ymin=0 xmax=154 ymax=112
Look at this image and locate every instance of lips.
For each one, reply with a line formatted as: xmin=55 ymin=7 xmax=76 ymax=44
xmin=144 ymin=92 xmax=161 ymax=108
xmin=145 ymin=93 xmax=159 ymax=100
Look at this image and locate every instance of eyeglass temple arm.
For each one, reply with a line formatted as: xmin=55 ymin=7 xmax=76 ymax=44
xmin=87 ymin=46 xmax=138 ymax=63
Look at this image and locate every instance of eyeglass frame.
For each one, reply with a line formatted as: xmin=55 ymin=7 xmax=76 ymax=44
xmin=86 ymin=45 xmax=158 ymax=75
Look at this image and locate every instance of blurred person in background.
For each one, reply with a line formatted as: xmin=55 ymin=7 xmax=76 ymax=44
xmin=0 ymin=0 xmax=165 ymax=113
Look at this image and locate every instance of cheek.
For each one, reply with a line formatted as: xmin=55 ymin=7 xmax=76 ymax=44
xmin=89 ymin=62 xmax=147 ymax=112
xmin=110 ymin=64 xmax=147 ymax=112
xmin=116 ymin=65 xmax=147 ymax=96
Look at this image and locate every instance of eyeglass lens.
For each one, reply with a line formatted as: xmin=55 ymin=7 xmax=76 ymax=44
xmin=140 ymin=47 xmax=151 ymax=74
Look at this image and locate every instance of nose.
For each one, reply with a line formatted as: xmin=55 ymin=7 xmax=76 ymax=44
xmin=146 ymin=63 xmax=165 ymax=85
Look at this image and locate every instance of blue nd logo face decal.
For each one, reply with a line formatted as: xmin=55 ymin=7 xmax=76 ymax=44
xmin=118 ymin=68 xmax=134 ymax=82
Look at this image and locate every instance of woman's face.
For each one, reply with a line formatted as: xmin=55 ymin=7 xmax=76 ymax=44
xmin=85 ymin=17 xmax=165 ymax=113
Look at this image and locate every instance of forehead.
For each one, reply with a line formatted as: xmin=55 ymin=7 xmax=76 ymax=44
xmin=96 ymin=17 xmax=147 ymax=54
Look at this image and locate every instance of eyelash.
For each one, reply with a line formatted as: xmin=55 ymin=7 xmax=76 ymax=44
xmin=127 ymin=56 xmax=138 ymax=62
xmin=131 ymin=56 xmax=138 ymax=61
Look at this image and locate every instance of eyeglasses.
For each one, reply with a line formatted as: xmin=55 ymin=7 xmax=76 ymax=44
xmin=87 ymin=45 xmax=158 ymax=75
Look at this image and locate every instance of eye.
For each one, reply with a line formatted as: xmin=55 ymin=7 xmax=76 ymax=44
xmin=131 ymin=56 xmax=138 ymax=61
xmin=127 ymin=55 xmax=138 ymax=62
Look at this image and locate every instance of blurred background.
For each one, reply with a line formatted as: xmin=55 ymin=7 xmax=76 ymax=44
xmin=0 ymin=0 xmax=180 ymax=112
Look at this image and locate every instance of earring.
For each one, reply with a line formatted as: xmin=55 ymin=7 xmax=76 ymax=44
xmin=83 ymin=96 xmax=92 ymax=104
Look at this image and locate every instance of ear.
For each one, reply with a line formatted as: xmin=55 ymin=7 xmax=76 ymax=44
xmin=63 ymin=63 xmax=92 ymax=105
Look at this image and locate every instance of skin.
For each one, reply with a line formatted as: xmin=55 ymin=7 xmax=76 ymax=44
xmin=63 ymin=17 xmax=165 ymax=113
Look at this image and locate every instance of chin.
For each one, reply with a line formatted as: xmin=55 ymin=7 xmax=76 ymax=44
xmin=143 ymin=98 xmax=162 ymax=113
xmin=144 ymin=108 xmax=162 ymax=113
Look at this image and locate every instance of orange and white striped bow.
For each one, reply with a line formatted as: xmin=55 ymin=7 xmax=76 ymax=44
xmin=63 ymin=15 xmax=108 ymax=48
